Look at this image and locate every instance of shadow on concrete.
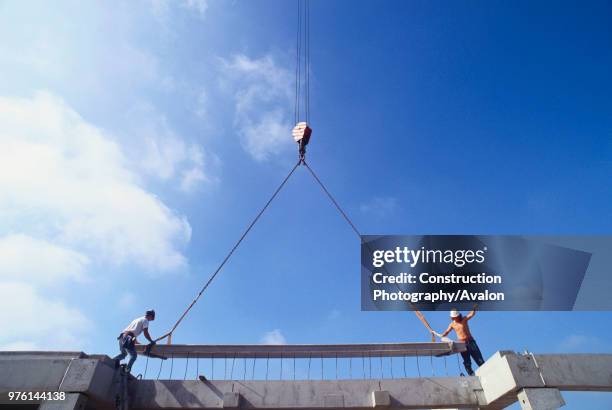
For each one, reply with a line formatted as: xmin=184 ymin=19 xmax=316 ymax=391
xmin=233 ymin=380 xmax=265 ymax=399
xmin=159 ymin=380 xmax=202 ymax=407
xmin=198 ymin=378 xmax=224 ymax=399
xmin=130 ymin=380 xmax=203 ymax=408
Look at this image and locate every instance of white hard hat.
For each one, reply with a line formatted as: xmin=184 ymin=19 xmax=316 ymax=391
xmin=450 ymin=308 xmax=460 ymax=318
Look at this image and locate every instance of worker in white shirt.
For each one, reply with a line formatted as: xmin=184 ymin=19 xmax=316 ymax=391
xmin=113 ymin=309 xmax=156 ymax=372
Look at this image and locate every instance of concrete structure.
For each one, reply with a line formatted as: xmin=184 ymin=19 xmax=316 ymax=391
xmin=1 ymin=349 xmax=611 ymax=410
xmin=135 ymin=342 xmax=466 ymax=359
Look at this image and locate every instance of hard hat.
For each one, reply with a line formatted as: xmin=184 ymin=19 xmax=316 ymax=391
xmin=450 ymin=308 xmax=460 ymax=318
xmin=146 ymin=309 xmax=156 ymax=318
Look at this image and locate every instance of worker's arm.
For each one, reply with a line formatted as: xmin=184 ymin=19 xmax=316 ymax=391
xmin=433 ymin=324 xmax=453 ymax=338
xmin=143 ymin=328 xmax=154 ymax=344
xmin=465 ymin=303 xmax=478 ymax=320
xmin=441 ymin=323 xmax=453 ymax=337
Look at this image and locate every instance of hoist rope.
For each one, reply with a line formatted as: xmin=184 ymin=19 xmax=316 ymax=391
xmin=304 ymin=161 xmax=436 ymax=340
xmin=157 ymin=160 xmax=301 ymax=343
xmin=160 ymin=0 xmax=313 ymax=343
xmin=362 ymin=355 xmax=366 ymax=379
xmin=430 ymin=350 xmax=434 ymax=376
xmin=294 ymin=0 xmax=311 ymax=123
xmin=156 ymin=359 xmax=164 ymax=380
xmin=305 ymin=0 xmax=311 ymax=122
xmin=303 ymin=162 xmax=361 ymax=238
xmin=294 ymin=0 xmax=302 ymax=124
xmin=143 ymin=355 xmax=149 ymax=378
xmin=150 ymin=0 xmax=437 ymax=351
xmin=169 ymin=354 xmax=174 ymax=379
xmin=160 ymin=157 xmax=436 ymax=344
xmin=184 ymin=353 xmax=189 ymax=380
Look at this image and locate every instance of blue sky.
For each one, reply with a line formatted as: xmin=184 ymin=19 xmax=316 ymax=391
xmin=0 ymin=1 xmax=611 ymax=408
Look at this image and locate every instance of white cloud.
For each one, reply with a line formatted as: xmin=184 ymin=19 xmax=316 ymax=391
xmin=0 ymin=234 xmax=89 ymax=284
xmin=260 ymin=329 xmax=286 ymax=345
xmin=140 ymin=136 xmax=213 ymax=192
xmin=0 ymin=91 xmax=197 ymax=350
xmin=359 ymin=197 xmax=398 ymax=217
xmin=0 ymin=282 xmax=92 ymax=350
xmin=126 ymin=103 xmax=216 ymax=192
xmin=220 ymin=54 xmax=294 ymax=161
xmin=0 ymin=2 xmax=167 ymax=98
xmin=0 ymin=3 xmax=216 ymax=352
xmin=241 ymin=109 xmax=292 ymax=161
xmin=180 ymin=146 xmax=209 ymax=192
xmin=0 ymin=91 xmax=191 ymax=272
xmin=0 ymin=2 xmax=217 ymax=192
xmin=140 ymin=133 xmax=208 ymax=185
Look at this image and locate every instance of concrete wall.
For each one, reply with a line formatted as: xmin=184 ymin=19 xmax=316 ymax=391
xmin=476 ymin=351 xmax=612 ymax=409
xmin=0 ymin=351 xmax=120 ymax=410
xmin=1 ymin=351 xmax=612 ymax=410
xmin=129 ymin=378 xmax=484 ymax=409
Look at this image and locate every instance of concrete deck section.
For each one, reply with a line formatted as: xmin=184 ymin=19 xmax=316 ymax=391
xmin=136 ymin=342 xmax=466 ymax=359
xmin=517 ymin=388 xmax=565 ymax=410
xmin=476 ymin=351 xmax=612 ymax=409
xmin=128 ymin=378 xmax=484 ymax=409
xmin=0 ymin=351 xmax=121 ymax=409
xmin=1 ymin=350 xmax=611 ymax=409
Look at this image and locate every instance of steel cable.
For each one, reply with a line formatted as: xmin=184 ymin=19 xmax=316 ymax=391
xmin=159 ymin=160 xmax=301 ymax=342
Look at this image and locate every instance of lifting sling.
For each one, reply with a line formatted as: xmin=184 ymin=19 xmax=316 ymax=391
xmin=156 ymin=0 xmax=435 ymax=344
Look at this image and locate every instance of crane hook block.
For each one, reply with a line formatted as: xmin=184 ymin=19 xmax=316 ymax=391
xmin=292 ymin=122 xmax=312 ymax=146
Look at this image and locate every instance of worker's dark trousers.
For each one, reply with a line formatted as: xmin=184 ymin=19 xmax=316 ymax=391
xmin=113 ymin=334 xmax=137 ymax=372
xmin=461 ymin=339 xmax=485 ymax=376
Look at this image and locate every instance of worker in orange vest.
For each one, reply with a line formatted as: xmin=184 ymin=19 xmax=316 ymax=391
xmin=432 ymin=304 xmax=485 ymax=376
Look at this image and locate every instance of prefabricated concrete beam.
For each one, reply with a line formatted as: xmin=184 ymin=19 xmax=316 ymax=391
xmin=128 ymin=378 xmax=484 ymax=409
xmin=56 ymin=358 xmax=120 ymax=405
xmin=371 ymin=390 xmax=391 ymax=408
xmin=2 ymin=350 xmax=611 ymax=410
xmin=223 ymin=392 xmax=240 ymax=408
xmin=38 ymin=393 xmax=88 ymax=410
xmin=323 ymin=393 xmax=345 ymax=407
xmin=0 ymin=352 xmax=120 ymax=409
xmin=137 ymin=342 xmax=466 ymax=359
xmin=0 ymin=352 xmax=85 ymax=393
xmin=531 ymin=354 xmax=612 ymax=392
xmin=476 ymin=352 xmax=612 ymax=409
xmin=517 ymin=388 xmax=565 ymax=410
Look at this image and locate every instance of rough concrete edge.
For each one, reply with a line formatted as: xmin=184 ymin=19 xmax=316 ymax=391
xmin=476 ymin=351 xmax=519 ymax=406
